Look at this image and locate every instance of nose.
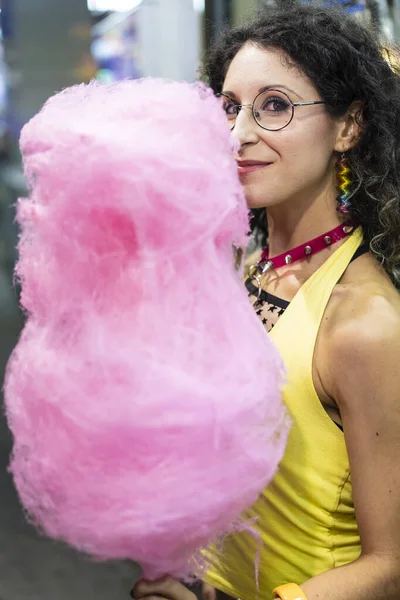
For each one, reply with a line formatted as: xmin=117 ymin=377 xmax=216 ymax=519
xmin=231 ymin=106 xmax=260 ymax=149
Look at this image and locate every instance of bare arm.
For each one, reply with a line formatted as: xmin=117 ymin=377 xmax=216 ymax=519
xmin=301 ymin=295 xmax=400 ymax=599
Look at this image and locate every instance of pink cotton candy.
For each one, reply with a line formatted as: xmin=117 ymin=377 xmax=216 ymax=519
xmin=4 ymin=79 xmax=289 ymax=581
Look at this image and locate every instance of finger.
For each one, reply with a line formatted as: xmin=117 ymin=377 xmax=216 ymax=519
xmin=130 ymin=593 xmax=165 ymax=600
xmin=133 ymin=577 xmax=169 ymax=599
xmin=133 ymin=576 xmax=195 ymax=600
xmin=202 ymin=583 xmax=216 ymax=600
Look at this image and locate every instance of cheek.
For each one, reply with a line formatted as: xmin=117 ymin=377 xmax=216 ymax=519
xmin=272 ymin=120 xmax=333 ymax=155
xmin=270 ymin=120 xmax=336 ymax=176
xmin=242 ymin=124 xmax=336 ymax=208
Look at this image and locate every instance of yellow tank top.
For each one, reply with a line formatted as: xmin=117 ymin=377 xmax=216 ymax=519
xmin=204 ymin=228 xmax=363 ymax=600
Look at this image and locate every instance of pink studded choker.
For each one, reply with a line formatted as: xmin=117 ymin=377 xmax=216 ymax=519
xmin=248 ymin=219 xmax=355 ymax=299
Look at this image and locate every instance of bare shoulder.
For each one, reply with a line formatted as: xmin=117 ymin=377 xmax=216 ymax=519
xmin=319 ymin=258 xmax=400 ymax=565
xmin=320 ymin=253 xmax=400 ymax=403
xmin=329 ymin=253 xmax=400 ymax=339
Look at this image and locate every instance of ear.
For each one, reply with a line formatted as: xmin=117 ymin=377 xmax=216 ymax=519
xmin=334 ymin=101 xmax=363 ymax=153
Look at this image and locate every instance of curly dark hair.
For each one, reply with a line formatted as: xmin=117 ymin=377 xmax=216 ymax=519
xmin=203 ymin=3 xmax=400 ymax=284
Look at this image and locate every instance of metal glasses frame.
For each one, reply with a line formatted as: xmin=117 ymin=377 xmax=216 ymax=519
xmin=218 ymin=88 xmax=328 ymax=132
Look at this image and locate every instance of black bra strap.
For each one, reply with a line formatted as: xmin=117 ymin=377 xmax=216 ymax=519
xmin=349 ymin=243 xmax=369 ymax=263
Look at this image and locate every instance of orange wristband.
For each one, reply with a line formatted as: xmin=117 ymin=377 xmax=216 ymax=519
xmin=272 ymin=583 xmax=308 ymax=600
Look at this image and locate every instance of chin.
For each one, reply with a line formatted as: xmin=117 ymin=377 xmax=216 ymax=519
xmin=245 ymin=192 xmax=279 ymax=210
xmin=244 ymin=180 xmax=290 ymax=209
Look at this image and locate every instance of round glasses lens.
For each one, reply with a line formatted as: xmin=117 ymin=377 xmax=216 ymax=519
xmin=253 ymin=89 xmax=293 ymax=131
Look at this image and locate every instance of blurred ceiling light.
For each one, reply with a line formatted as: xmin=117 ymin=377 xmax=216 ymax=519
xmin=193 ymin=0 xmax=205 ymax=11
xmin=87 ymin=0 xmax=142 ymax=12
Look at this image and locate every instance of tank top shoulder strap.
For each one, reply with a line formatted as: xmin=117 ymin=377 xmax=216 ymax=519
xmin=270 ymin=227 xmax=363 ymax=348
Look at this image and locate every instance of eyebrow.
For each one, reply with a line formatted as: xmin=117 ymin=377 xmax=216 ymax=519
xmin=222 ymin=85 xmax=304 ymax=101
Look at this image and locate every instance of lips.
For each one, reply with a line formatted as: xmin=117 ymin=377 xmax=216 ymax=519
xmin=237 ymin=160 xmax=271 ymax=175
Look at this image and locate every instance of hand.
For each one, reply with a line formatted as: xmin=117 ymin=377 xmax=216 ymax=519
xmin=131 ymin=576 xmax=197 ymax=600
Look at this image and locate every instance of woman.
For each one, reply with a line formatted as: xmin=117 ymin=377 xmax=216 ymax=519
xmin=133 ymin=4 xmax=400 ymax=599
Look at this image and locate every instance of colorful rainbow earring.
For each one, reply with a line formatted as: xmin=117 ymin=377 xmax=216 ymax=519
xmin=336 ymin=153 xmax=352 ymax=214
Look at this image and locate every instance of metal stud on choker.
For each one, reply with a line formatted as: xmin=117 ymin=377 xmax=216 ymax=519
xmin=248 ymin=220 xmax=355 ymax=300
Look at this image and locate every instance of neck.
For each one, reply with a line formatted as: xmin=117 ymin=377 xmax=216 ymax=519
xmin=266 ymin=192 xmax=342 ymax=257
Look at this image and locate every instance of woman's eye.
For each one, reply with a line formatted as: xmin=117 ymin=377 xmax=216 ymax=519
xmin=223 ymin=101 xmax=238 ymax=116
xmin=261 ymin=97 xmax=290 ymax=112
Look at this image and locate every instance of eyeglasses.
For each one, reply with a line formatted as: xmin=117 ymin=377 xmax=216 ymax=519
xmin=218 ymin=88 xmax=328 ymax=132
